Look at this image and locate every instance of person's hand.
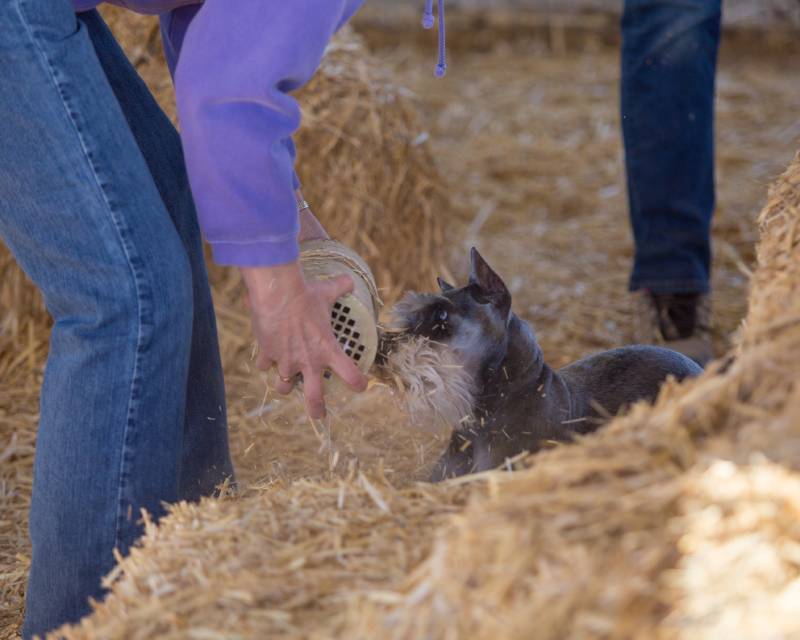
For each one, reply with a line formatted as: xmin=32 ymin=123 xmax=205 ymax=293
xmin=241 ymin=192 xmax=326 ymax=311
xmin=241 ymin=262 xmax=367 ymax=419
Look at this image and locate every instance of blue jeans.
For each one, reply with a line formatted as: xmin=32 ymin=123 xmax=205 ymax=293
xmin=0 ymin=3 xmax=234 ymax=637
xmin=622 ymin=0 xmax=722 ymax=294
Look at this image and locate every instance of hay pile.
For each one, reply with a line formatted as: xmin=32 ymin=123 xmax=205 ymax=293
xmin=0 ymin=251 xmax=45 ymax=637
xmin=56 ymin=152 xmax=800 ymax=638
xmin=0 ymin=256 xmax=44 ymax=635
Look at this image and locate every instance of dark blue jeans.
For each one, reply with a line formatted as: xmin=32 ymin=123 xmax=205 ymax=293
xmin=622 ymin=0 xmax=722 ymax=294
xmin=0 ymin=3 xmax=233 ymax=637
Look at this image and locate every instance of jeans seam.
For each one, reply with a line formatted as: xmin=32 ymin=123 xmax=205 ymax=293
xmin=15 ymin=0 xmax=148 ymax=553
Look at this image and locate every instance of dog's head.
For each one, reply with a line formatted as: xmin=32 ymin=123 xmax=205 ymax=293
xmin=392 ymin=247 xmax=512 ymax=378
xmin=376 ymin=249 xmax=513 ymax=429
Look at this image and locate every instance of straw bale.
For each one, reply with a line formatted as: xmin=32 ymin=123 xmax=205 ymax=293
xmin=56 ymin=473 xmax=473 ymax=640
xmin=0 ymin=297 xmax=43 ymax=636
xmin=0 ymin=251 xmax=46 ymax=339
xmin=661 ymin=460 xmax=800 ymax=639
xmin=56 ymin=152 xmax=800 ymax=639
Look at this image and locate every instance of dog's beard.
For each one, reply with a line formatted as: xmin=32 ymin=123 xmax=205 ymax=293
xmin=377 ymin=335 xmax=476 ymax=432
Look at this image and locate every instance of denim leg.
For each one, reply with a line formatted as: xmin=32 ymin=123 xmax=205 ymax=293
xmin=621 ymin=0 xmax=722 ymax=294
xmin=0 ymin=0 xmax=208 ymax=635
xmin=82 ymin=11 xmax=234 ymax=501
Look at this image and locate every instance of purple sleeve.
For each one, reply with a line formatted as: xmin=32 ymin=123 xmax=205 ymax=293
xmin=170 ymin=0 xmax=362 ymax=266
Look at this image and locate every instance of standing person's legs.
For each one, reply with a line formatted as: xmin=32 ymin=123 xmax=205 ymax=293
xmin=82 ymin=10 xmax=234 ymax=500
xmin=621 ymin=0 xmax=721 ymax=363
xmin=0 ymin=2 xmax=228 ymax=636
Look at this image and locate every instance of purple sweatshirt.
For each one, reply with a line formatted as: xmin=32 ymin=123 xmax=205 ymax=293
xmin=73 ymin=1 xmax=364 ymax=266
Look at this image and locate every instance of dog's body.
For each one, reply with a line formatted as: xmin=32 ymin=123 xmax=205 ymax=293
xmin=382 ymin=249 xmax=703 ymax=481
xmin=428 ymin=313 xmax=701 ymax=480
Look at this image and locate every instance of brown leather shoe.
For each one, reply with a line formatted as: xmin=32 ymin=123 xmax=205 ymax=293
xmin=630 ymin=290 xmax=713 ymax=367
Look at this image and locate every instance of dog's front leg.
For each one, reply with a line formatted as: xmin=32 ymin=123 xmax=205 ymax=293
xmin=429 ymin=431 xmax=477 ymax=482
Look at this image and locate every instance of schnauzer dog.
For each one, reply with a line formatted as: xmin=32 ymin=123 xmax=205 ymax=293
xmin=379 ymin=248 xmax=703 ymax=481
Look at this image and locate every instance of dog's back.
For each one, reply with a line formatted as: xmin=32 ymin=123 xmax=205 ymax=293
xmin=558 ymin=345 xmax=702 ymax=430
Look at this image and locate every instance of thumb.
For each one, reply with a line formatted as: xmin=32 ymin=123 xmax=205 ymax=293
xmin=318 ymin=273 xmax=355 ymax=305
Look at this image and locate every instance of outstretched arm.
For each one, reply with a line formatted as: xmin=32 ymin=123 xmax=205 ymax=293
xmin=172 ymin=0 xmax=362 ymax=266
xmin=167 ymin=0 xmax=367 ymax=417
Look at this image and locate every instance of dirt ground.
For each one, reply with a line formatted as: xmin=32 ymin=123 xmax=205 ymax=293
xmin=2 ymin=24 xmax=799 ymax=638
xmin=373 ymin=37 xmax=799 ymax=364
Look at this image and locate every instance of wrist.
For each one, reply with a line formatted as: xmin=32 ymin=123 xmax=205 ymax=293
xmin=294 ymin=188 xmax=330 ymax=242
xmin=240 ymin=262 xmax=305 ymax=302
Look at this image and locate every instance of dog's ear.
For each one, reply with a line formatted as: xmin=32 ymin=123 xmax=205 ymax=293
xmin=468 ymin=247 xmax=511 ymax=317
xmin=437 ymin=277 xmax=455 ymax=292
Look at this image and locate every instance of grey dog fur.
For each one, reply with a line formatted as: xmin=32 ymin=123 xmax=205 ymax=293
xmin=381 ymin=248 xmax=703 ymax=481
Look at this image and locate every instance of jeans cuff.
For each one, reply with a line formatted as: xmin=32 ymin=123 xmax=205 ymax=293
xmin=629 ymin=277 xmax=710 ymax=295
